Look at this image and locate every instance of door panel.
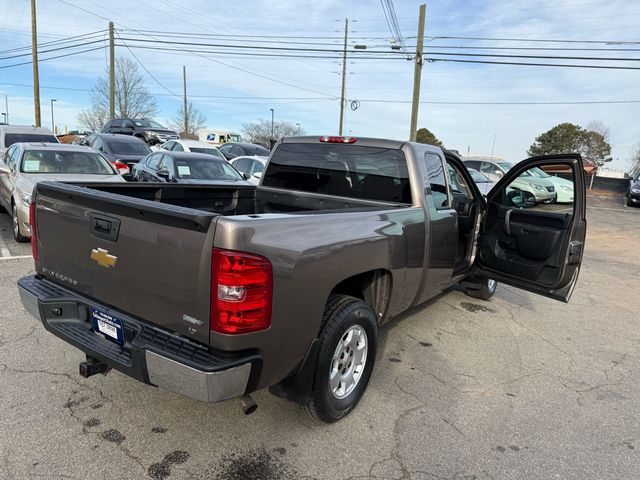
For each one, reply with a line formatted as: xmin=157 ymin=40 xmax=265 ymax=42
xmin=475 ymin=154 xmax=586 ymax=302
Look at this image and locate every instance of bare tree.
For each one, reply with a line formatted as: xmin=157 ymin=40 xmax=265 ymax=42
xmin=241 ymin=119 xmax=304 ymax=146
xmin=586 ymin=120 xmax=611 ymax=143
xmin=630 ymin=143 xmax=640 ymax=177
xmin=77 ymin=57 xmax=157 ymax=131
xmin=170 ymin=102 xmax=207 ymax=137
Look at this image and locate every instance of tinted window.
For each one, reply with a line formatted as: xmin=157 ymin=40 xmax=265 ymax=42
xmin=248 ymin=145 xmax=269 ymax=156
xmin=172 ymin=143 xmax=184 ymax=152
xmin=20 ymin=150 xmax=115 ymax=175
xmin=111 ymin=120 xmax=123 ymax=128
xmin=105 ymin=139 xmax=151 ymax=155
xmin=234 ymin=158 xmax=250 ymax=172
xmin=4 ymin=134 xmax=58 ymax=146
xmin=132 ymin=119 xmax=165 ymax=128
xmin=173 ymin=157 xmax=242 ymax=180
xmin=424 ymin=152 xmax=449 ymax=209
xmin=464 ymin=160 xmax=480 ymax=170
xmin=263 ymin=143 xmax=411 ymax=203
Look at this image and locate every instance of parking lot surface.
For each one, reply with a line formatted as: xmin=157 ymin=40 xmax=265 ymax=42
xmin=1 ymin=195 xmax=639 ymax=480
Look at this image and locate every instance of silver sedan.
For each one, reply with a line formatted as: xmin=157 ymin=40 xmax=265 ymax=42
xmin=0 ymin=142 xmax=125 ymax=242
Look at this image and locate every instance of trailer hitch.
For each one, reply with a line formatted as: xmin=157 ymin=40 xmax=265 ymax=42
xmin=79 ymin=356 xmax=112 ymax=378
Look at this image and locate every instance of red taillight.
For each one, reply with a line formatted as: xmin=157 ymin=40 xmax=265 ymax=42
xmin=29 ymin=202 xmax=38 ymax=261
xmin=112 ymin=160 xmax=130 ymax=175
xmin=319 ymin=136 xmax=357 ymax=143
xmin=211 ymin=248 xmax=272 ymax=334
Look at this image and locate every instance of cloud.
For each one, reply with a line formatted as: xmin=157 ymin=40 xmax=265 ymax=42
xmin=1 ymin=0 xmax=638 ymax=168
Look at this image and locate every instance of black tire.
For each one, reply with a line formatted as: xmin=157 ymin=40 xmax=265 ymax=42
xmin=304 ymin=294 xmax=377 ymax=423
xmin=465 ymin=277 xmax=497 ymax=300
xmin=12 ymin=203 xmax=29 ymax=243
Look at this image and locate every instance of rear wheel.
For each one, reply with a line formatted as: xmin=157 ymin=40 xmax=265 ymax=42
xmin=465 ymin=277 xmax=497 ymax=300
xmin=304 ymin=294 xmax=377 ymax=423
xmin=12 ymin=203 xmax=29 ymax=243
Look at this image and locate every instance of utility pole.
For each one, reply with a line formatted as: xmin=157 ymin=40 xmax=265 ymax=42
xmin=31 ymin=0 xmax=41 ymax=127
xmin=182 ymin=65 xmax=188 ymax=137
xmin=338 ymin=18 xmax=348 ymax=136
xmin=409 ymin=4 xmax=426 ymax=142
xmin=4 ymin=95 xmax=8 ymax=124
xmin=109 ymin=21 xmax=115 ymax=120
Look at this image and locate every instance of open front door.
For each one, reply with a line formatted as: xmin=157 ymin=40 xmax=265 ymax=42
xmin=475 ymin=154 xmax=586 ymax=302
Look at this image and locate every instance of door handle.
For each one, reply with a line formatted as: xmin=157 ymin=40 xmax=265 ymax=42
xmin=89 ymin=214 xmax=120 ymax=242
xmin=504 ymin=209 xmax=513 ymax=236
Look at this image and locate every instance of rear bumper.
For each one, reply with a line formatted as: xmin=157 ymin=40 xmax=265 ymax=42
xmin=18 ymin=275 xmax=261 ymax=403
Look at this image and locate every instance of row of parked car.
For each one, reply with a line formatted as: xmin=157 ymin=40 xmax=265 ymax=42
xmin=0 ymin=119 xmax=592 ymax=245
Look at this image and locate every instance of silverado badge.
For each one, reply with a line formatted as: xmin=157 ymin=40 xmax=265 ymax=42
xmin=90 ymin=248 xmax=118 ymax=268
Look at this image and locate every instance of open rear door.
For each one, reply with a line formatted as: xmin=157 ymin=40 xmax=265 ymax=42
xmin=474 ymin=154 xmax=586 ymax=302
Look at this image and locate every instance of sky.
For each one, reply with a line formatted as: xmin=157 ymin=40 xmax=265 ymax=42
xmin=0 ymin=0 xmax=638 ymax=171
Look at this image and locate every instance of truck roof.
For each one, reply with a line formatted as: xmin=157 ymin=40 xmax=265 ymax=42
xmin=0 ymin=125 xmax=55 ymax=135
xmin=280 ymin=135 xmax=407 ymax=149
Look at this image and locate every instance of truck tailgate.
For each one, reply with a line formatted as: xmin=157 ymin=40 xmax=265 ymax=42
xmin=33 ymin=182 xmax=216 ymax=345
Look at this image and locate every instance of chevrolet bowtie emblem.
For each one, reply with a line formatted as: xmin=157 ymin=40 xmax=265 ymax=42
xmin=90 ymin=248 xmax=118 ymax=268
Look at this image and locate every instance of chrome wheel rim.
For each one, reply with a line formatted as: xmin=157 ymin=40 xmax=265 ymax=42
xmin=329 ymin=325 xmax=368 ymax=399
xmin=12 ymin=206 xmax=19 ymax=237
xmin=487 ymin=279 xmax=496 ymax=290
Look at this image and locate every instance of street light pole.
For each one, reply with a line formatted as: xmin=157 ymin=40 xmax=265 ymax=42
xmin=50 ymin=98 xmax=57 ymax=133
xmin=296 ymin=123 xmax=301 ymax=136
xmin=269 ymin=108 xmax=274 ymax=139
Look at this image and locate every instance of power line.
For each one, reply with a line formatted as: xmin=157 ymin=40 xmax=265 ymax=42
xmin=426 ymin=57 xmax=640 ymax=70
xmin=429 ymin=35 xmax=640 ymax=45
xmin=0 ymin=38 xmax=106 ymax=61
xmin=0 ymin=30 xmax=107 ymax=55
xmin=0 ymin=46 xmax=107 ymax=69
xmin=115 ymin=32 xmax=180 ymax=98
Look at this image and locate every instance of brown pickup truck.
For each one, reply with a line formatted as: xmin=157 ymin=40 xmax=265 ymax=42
xmin=17 ymin=136 xmax=587 ymax=422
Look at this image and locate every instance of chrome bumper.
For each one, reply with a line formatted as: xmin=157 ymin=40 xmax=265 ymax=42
xmin=18 ymin=279 xmax=253 ymax=403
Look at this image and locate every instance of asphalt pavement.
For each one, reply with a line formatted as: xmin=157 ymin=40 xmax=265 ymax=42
xmin=0 ymin=195 xmax=639 ymax=480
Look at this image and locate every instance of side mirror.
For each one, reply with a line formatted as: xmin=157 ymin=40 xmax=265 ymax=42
xmin=242 ymin=172 xmax=251 ymax=180
xmin=495 ymin=170 xmax=504 ymax=178
xmin=0 ymin=163 xmax=11 ymax=174
xmin=507 ymin=189 xmax=536 ymax=208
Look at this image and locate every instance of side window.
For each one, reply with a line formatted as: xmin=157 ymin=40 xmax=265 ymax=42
xmin=423 ymin=152 xmax=450 ymax=209
xmin=231 ymin=145 xmax=243 ymax=156
xmin=163 ymin=141 xmax=174 ymax=151
xmin=92 ymin=137 xmax=104 ymax=152
xmin=158 ymin=154 xmax=171 ymax=172
xmin=147 ymin=153 xmax=161 ymax=170
xmin=234 ymin=158 xmax=249 ymax=172
xmin=173 ymin=143 xmax=184 ymax=152
xmin=252 ymin=161 xmax=265 ymax=174
xmin=7 ymin=146 xmax=18 ymax=170
xmin=447 ymin=163 xmax=472 ymax=197
xmin=4 ymin=145 xmax=14 ymax=166
xmin=111 ymin=120 xmax=122 ymax=128
xmin=465 ymin=161 xmax=479 ymax=171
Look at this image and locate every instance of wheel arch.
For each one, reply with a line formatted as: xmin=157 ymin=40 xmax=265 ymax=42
xmin=329 ymin=269 xmax=393 ymax=326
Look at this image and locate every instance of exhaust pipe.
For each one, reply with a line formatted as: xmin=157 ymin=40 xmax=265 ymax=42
xmin=79 ymin=356 xmax=111 ymax=378
xmin=239 ymin=394 xmax=257 ymax=415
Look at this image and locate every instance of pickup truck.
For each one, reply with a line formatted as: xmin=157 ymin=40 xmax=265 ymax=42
xmin=17 ymin=136 xmax=587 ymax=423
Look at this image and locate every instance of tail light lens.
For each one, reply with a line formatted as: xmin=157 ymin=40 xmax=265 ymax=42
xmin=29 ymin=202 xmax=38 ymax=261
xmin=211 ymin=248 xmax=272 ymax=334
xmin=319 ymin=136 xmax=357 ymax=143
xmin=112 ymin=160 xmax=130 ymax=175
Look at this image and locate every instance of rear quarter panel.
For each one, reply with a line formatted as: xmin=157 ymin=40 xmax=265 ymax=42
xmin=211 ymin=207 xmax=426 ymax=389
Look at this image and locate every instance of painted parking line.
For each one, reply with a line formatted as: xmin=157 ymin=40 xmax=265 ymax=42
xmin=588 ymin=206 xmax=639 ymax=212
xmin=0 ymin=255 xmax=32 ymax=261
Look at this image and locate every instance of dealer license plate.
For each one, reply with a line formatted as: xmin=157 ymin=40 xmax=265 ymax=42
xmin=90 ymin=307 xmax=125 ymax=346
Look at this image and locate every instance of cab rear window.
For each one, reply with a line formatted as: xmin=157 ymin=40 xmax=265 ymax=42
xmin=262 ymin=143 xmax=412 ymax=203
